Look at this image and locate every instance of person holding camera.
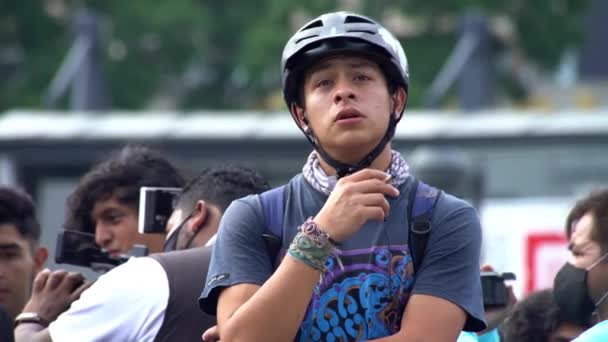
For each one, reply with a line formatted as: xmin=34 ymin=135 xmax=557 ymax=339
xmin=64 ymin=144 xmax=186 ymax=256
xmin=15 ymin=165 xmax=270 ymax=342
xmin=200 ymin=11 xmax=485 ymax=342
xmin=553 ymin=189 xmax=608 ymax=341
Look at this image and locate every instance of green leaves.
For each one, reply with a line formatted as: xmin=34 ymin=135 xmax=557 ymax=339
xmin=0 ymin=0 xmax=589 ymax=111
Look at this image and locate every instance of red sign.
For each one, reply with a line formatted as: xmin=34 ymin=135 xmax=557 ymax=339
xmin=525 ymin=232 xmax=569 ymax=293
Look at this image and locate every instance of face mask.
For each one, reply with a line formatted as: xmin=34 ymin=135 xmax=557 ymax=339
xmin=554 ymin=252 xmax=608 ymax=324
xmin=162 ymin=212 xmax=194 ymax=252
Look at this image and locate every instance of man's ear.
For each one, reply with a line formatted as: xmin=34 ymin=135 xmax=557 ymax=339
xmin=392 ymin=87 xmax=407 ymax=121
xmin=33 ymin=246 xmax=48 ymax=272
xmin=189 ymin=200 xmax=208 ymax=233
xmin=291 ymin=103 xmax=307 ymax=130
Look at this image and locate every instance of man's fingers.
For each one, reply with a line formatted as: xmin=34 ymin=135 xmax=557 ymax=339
xmin=480 ymin=264 xmax=494 ymax=272
xmin=202 ymin=325 xmax=220 ymax=342
xmin=64 ymin=272 xmax=86 ymax=290
xmin=46 ymin=270 xmax=68 ymax=290
xmin=356 ymin=194 xmax=390 ymax=217
xmin=348 ymin=179 xmax=399 ymax=197
xmin=359 ymin=207 xmax=386 ymax=223
xmin=342 ymin=169 xmax=392 ymax=183
xmin=33 ymin=269 xmax=51 ymax=292
xmin=70 ymin=280 xmax=93 ymax=302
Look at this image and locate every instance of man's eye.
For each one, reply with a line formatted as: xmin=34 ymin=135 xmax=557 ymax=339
xmin=354 ymin=74 xmax=371 ymax=81
xmin=0 ymin=251 xmax=19 ymax=260
xmin=106 ymin=215 xmax=123 ymax=224
xmin=316 ymin=80 xmax=331 ymax=88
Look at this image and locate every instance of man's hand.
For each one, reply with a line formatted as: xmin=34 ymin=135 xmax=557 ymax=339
xmin=314 ymin=169 xmax=400 ymax=242
xmin=202 ymin=325 xmax=220 ymax=342
xmin=20 ymin=269 xmax=92 ymax=323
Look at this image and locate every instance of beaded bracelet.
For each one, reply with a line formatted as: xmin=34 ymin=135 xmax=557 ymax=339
xmin=287 ymin=217 xmax=335 ymax=272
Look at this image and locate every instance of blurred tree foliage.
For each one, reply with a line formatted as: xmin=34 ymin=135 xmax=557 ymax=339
xmin=0 ymin=0 xmax=588 ymax=111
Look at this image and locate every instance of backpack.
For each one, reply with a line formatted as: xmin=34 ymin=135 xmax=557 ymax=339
xmin=260 ymin=178 xmax=441 ymax=274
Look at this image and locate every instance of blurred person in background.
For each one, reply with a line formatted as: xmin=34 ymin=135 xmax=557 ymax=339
xmin=200 ymin=11 xmax=485 ymax=342
xmin=15 ymin=165 xmax=269 ymax=342
xmin=0 ymin=187 xmax=49 ymax=320
xmin=64 ymin=144 xmax=185 ymax=256
xmin=553 ymin=189 xmax=608 ymax=341
xmin=502 ymin=289 xmax=588 ymax=342
xmin=3 ymin=186 xmax=89 ymax=341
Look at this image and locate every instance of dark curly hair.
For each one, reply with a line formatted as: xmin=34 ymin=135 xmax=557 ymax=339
xmin=175 ymin=164 xmax=270 ymax=214
xmin=0 ymin=186 xmax=40 ymax=244
xmin=64 ymin=144 xmax=186 ymax=234
xmin=565 ymin=188 xmax=608 ymax=253
xmin=502 ymin=289 xmax=589 ymax=342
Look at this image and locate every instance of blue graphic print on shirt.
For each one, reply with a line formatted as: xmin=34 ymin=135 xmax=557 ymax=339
xmin=298 ymin=245 xmax=414 ymax=341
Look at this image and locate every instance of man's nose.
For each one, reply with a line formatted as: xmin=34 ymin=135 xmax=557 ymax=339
xmin=95 ymin=224 xmax=113 ymax=248
xmin=333 ymin=79 xmax=356 ymax=104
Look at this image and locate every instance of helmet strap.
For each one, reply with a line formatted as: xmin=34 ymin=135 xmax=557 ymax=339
xmin=301 ymin=112 xmax=398 ymax=179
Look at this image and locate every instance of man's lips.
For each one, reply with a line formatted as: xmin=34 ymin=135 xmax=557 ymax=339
xmin=104 ymin=249 xmax=122 ymax=257
xmin=335 ymin=108 xmax=364 ymax=122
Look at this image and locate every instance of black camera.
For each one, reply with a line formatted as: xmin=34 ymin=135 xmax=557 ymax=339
xmin=481 ymin=271 xmax=516 ymax=308
xmin=138 ymin=186 xmax=182 ymax=234
xmin=55 ymin=230 xmax=148 ymax=272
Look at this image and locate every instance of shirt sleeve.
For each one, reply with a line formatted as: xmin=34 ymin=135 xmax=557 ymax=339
xmin=411 ymin=193 xmax=486 ymax=332
xmin=48 ymin=257 xmax=169 ymax=342
xmin=199 ymin=196 xmax=274 ymax=315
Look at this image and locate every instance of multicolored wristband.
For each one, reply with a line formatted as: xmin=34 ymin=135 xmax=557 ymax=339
xmin=287 ymin=217 xmax=335 ymax=271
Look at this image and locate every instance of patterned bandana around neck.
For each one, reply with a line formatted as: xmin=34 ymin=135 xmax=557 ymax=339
xmin=302 ymin=150 xmax=410 ymax=196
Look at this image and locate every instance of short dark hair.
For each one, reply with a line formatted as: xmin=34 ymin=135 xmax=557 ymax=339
xmin=65 ymin=144 xmax=186 ymax=234
xmin=502 ymin=289 xmax=590 ymax=342
xmin=175 ymin=164 xmax=270 ymax=214
xmin=0 ymin=186 xmax=41 ymax=243
xmin=565 ymin=188 xmax=608 ymax=253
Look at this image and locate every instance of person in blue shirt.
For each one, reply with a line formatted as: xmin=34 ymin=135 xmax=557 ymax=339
xmin=554 ymin=189 xmax=608 ymax=341
xmin=200 ymin=11 xmax=486 ymax=342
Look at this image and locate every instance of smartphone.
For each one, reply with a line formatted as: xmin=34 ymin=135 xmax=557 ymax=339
xmin=481 ymin=271 xmax=516 ymax=308
xmin=138 ymin=186 xmax=182 ymax=234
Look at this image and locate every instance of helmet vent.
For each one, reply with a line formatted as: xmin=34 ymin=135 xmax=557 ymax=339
xmin=344 ymin=15 xmax=374 ymax=24
xmin=346 ymin=29 xmax=375 ymax=35
xmin=301 ymin=20 xmax=323 ymax=31
xmin=295 ymin=35 xmax=319 ymax=44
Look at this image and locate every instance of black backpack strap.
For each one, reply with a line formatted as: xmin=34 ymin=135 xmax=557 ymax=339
xmin=259 ymin=185 xmax=287 ymax=267
xmin=407 ymin=179 xmax=442 ymax=274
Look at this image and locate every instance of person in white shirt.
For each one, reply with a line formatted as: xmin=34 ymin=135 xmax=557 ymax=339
xmin=15 ymin=165 xmax=269 ymax=342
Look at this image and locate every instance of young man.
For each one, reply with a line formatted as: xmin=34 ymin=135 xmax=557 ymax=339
xmin=200 ymin=11 xmax=485 ymax=341
xmin=15 ymin=165 xmax=270 ymax=342
xmin=554 ymin=189 xmax=608 ymax=341
xmin=64 ymin=144 xmax=185 ymax=255
xmin=0 ymin=187 xmax=49 ymax=320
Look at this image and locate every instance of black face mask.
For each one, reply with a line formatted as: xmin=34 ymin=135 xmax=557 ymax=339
xmin=162 ymin=212 xmax=194 ymax=252
xmin=553 ymin=253 xmax=608 ymax=325
xmin=553 ymin=263 xmax=595 ymax=325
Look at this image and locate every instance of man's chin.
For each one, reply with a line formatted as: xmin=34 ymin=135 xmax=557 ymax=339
xmin=326 ymin=136 xmax=380 ymax=156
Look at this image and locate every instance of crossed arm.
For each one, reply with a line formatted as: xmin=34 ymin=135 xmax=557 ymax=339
xmin=215 ymin=254 xmax=466 ymax=342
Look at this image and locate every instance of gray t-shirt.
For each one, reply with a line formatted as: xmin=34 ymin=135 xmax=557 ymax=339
xmin=200 ymin=174 xmax=486 ymax=340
